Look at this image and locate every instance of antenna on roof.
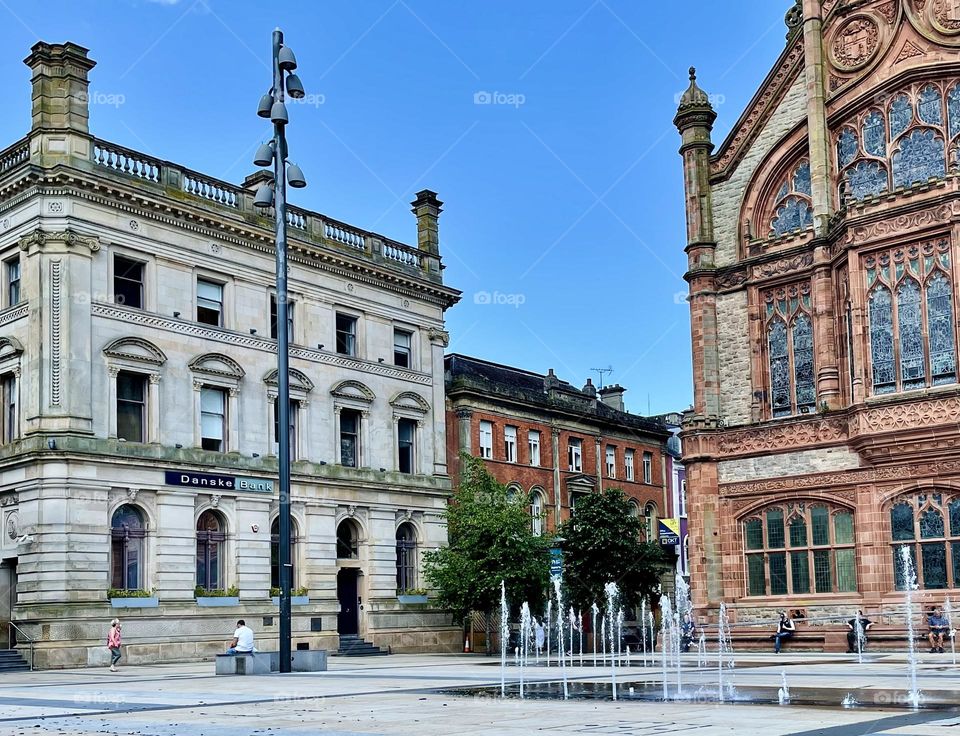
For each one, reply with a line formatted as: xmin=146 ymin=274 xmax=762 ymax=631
xmin=590 ymin=366 xmax=613 ymax=390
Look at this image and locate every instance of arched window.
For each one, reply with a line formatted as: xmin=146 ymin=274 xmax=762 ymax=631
xmin=270 ymin=516 xmax=300 ymax=590
xmin=768 ymin=161 xmax=813 ymax=237
xmin=196 ymin=510 xmax=225 ymax=591
xmin=644 ymin=503 xmax=659 ymax=543
xmin=866 ymin=240 xmax=956 ymax=395
xmin=396 ymin=523 xmax=417 ymax=593
xmin=530 ymin=489 xmax=545 ymax=537
xmin=763 ymin=282 xmax=816 ymax=417
xmin=111 ymin=505 xmax=145 ymax=591
xmin=742 ymin=502 xmax=856 ymax=597
xmin=336 ymin=519 xmax=359 ymax=560
xmin=889 ymin=493 xmax=960 ymax=590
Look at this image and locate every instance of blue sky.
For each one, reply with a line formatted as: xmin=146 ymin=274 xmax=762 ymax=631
xmin=0 ymin=0 xmax=790 ymax=415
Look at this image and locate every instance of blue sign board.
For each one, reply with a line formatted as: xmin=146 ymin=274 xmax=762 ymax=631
xmin=164 ymin=471 xmax=274 ymax=493
xmin=549 ymin=548 xmax=563 ymax=577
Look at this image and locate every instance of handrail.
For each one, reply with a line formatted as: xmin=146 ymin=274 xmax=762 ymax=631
xmin=8 ymin=621 xmax=34 ymax=671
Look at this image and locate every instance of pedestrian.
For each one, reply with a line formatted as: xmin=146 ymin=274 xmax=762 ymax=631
xmin=772 ymin=611 xmax=796 ymax=654
xmin=680 ymin=613 xmax=696 ymax=653
xmin=226 ymin=619 xmax=255 ymax=655
xmin=846 ymin=610 xmax=873 ymax=653
xmin=107 ymin=619 xmax=122 ymax=672
xmin=928 ymin=607 xmax=949 ymax=653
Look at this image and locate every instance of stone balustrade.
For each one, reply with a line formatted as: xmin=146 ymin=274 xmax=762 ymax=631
xmin=0 ymin=139 xmax=28 ymax=175
xmin=93 ymin=141 xmax=161 ymax=182
xmin=182 ymin=170 xmax=240 ymax=208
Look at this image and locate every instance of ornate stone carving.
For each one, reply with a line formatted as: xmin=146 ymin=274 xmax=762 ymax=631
xmin=846 ymin=203 xmax=956 ymax=244
xmin=18 ymin=228 xmax=100 ymax=253
xmin=831 ymin=17 xmax=880 ymax=71
xmin=896 ymin=40 xmax=925 ymax=62
xmin=210 ymin=494 xmax=221 ymax=508
xmin=853 ymin=395 xmax=960 ymax=434
xmin=830 ymin=75 xmax=849 ymax=92
xmin=50 ymin=260 xmax=62 ymax=407
xmin=715 ymin=268 xmax=748 ymax=290
xmin=126 ymin=488 xmax=139 ymax=501
xmin=427 ymin=327 xmax=450 ymax=347
xmin=876 ymin=1 xmax=898 ymax=23
xmin=753 ymin=252 xmax=814 ymax=279
xmin=716 ymin=416 xmax=848 ymax=456
xmin=933 ymin=0 xmax=960 ymax=31
xmin=5 ymin=511 xmax=19 ymax=540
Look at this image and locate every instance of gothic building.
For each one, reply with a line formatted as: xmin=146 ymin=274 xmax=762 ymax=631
xmin=0 ymin=42 xmax=460 ymax=667
xmin=677 ymin=0 xmax=960 ymax=625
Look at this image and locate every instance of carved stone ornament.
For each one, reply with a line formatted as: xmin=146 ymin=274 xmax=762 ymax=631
xmin=5 ymin=512 xmax=19 ymax=541
xmin=715 ymin=269 xmax=748 ymax=290
xmin=126 ymin=488 xmax=139 ymax=501
xmin=846 ymin=203 xmax=958 ymax=244
xmin=716 ymin=416 xmax=848 ymax=456
xmin=876 ymin=1 xmax=898 ymax=23
xmin=18 ymin=228 xmax=100 ymax=253
xmin=753 ymin=252 xmax=814 ymax=280
xmin=210 ymin=494 xmax=222 ymax=508
xmin=346 ymin=504 xmax=357 ymax=518
xmin=831 ymin=17 xmax=880 ymax=70
xmin=933 ymin=0 xmax=960 ymax=31
xmin=427 ymin=327 xmax=450 ymax=347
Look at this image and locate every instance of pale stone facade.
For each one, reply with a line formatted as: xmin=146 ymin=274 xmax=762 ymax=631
xmin=0 ymin=42 xmax=460 ymax=667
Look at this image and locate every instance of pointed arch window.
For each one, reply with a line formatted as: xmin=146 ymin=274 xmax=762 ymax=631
xmin=890 ymin=493 xmax=960 ymax=590
xmin=764 ymin=282 xmax=815 ymax=417
xmin=769 ymin=161 xmax=813 ymax=237
xmin=865 ymin=240 xmax=956 ymax=395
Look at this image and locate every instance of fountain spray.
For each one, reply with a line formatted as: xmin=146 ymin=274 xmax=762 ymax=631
xmin=500 ymin=580 xmax=508 ymax=698
xmin=945 ymin=598 xmax=957 ymax=666
xmin=899 ymin=546 xmax=921 ymax=709
xmin=552 ymin=576 xmax=569 ymax=699
xmin=641 ymin=597 xmax=648 ymax=667
xmin=591 ymin=602 xmax=599 ymax=667
xmin=605 ymin=582 xmax=619 ymax=700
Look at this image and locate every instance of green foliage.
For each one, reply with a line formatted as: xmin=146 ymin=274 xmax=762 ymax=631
xmin=397 ymin=587 xmax=428 ymax=597
xmin=424 ymin=455 xmax=551 ymax=619
xmin=107 ymin=588 xmax=154 ymax=599
xmin=559 ymin=487 xmax=669 ymax=610
xmin=195 ymin=586 xmax=240 ymax=598
xmin=270 ymin=586 xmax=309 ymax=597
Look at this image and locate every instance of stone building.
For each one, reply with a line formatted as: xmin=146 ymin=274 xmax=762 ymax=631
xmin=677 ymin=0 xmax=960 ymax=627
xmin=0 ymin=41 xmax=461 ymax=668
xmin=444 ymin=354 xmax=670 ymax=540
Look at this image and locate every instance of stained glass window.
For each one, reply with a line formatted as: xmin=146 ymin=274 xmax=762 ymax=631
xmin=793 ymin=162 xmax=812 ymax=195
xmin=950 ymin=499 xmax=960 ymax=536
xmin=838 ymin=127 xmax=859 ymax=167
xmin=791 ymin=552 xmax=810 ymax=593
xmin=812 ymin=506 xmax=830 ymax=546
xmin=897 ymin=279 xmax=926 ymax=390
xmin=747 ymin=555 xmax=766 ymax=596
xmin=835 ymin=512 xmax=855 ymax=545
xmin=770 ymin=552 xmax=788 ymax=595
xmin=836 ymin=548 xmax=857 ymax=592
xmin=894 ymin=544 xmax=916 ymax=591
xmin=789 ymin=515 xmax=808 ymax=547
xmin=863 ymin=111 xmax=887 ymax=157
xmin=927 ymin=272 xmax=956 ymax=385
xmin=889 ymin=94 xmax=913 ymax=139
xmin=771 ymin=197 xmax=813 ymax=236
xmin=846 ymin=160 xmax=889 ymax=200
xmin=918 ymin=85 xmax=944 ymax=125
xmin=891 ymin=503 xmax=915 ymax=541
xmin=769 ymin=320 xmax=791 ymax=417
xmin=869 ymin=286 xmax=896 ymax=394
xmin=922 ymin=543 xmax=947 ymax=588
xmin=949 ymin=84 xmax=960 ymax=139
xmin=893 ymin=129 xmax=946 ymax=188
xmin=920 ymin=508 xmax=944 ymax=538
xmin=767 ymin=508 xmax=785 ymax=548
xmin=745 ymin=518 xmax=763 ymax=550
xmin=792 ymin=314 xmax=815 ymax=411
xmin=765 ymin=284 xmax=815 ymax=418
xmin=813 ymin=549 xmax=832 ymax=593
xmin=890 ymin=495 xmax=960 ymax=590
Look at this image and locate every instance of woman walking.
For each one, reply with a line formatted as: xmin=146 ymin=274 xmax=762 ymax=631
xmin=107 ymin=619 xmax=122 ymax=672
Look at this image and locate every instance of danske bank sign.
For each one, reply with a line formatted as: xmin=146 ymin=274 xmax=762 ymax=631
xmin=164 ymin=470 xmax=274 ymax=493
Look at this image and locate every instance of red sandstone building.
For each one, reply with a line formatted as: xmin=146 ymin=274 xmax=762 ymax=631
xmin=677 ymin=0 xmax=960 ymax=627
xmin=444 ymin=355 xmax=670 ymax=538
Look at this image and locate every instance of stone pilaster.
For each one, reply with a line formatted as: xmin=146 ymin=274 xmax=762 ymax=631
xmin=801 ymin=0 xmax=832 ymax=236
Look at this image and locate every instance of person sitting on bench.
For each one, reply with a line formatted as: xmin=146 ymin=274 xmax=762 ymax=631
xmin=226 ymin=619 xmax=255 ymax=655
xmin=772 ymin=611 xmax=796 ymax=654
xmin=680 ymin=613 xmax=697 ymax=653
xmin=928 ymin=608 xmax=949 ymax=654
xmin=846 ymin=610 xmax=873 ymax=653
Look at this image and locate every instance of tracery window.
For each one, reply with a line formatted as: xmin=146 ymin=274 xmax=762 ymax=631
xmin=764 ymin=282 xmax=815 ymax=417
xmin=769 ymin=160 xmax=813 ymax=237
xmin=837 ymin=81 xmax=960 ymax=203
xmin=890 ymin=493 xmax=960 ymax=590
xmin=743 ymin=502 xmax=857 ymax=597
xmin=865 ymin=239 xmax=956 ymax=395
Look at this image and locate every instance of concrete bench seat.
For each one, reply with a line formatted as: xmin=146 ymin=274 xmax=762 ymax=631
xmin=215 ymin=649 xmax=328 ymax=675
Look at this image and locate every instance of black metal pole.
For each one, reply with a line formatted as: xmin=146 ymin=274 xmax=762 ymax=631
xmin=272 ymin=26 xmax=293 ymax=674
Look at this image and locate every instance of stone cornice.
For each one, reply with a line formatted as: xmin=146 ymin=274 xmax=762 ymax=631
xmin=18 ymin=227 xmax=100 ymax=254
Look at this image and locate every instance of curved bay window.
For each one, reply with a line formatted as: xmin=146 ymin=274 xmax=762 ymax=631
xmin=743 ymin=503 xmax=856 ymax=597
xmin=196 ymin=510 xmax=225 ymax=591
xmin=336 ymin=519 xmax=359 ymax=560
xmin=866 ymin=240 xmax=956 ymax=395
xmin=111 ymin=505 xmax=145 ymax=591
xmin=270 ymin=516 xmax=299 ymax=590
xmin=396 ymin=523 xmax=417 ymax=593
xmin=768 ymin=160 xmax=813 ymax=237
xmin=764 ymin=283 xmax=815 ymax=417
xmin=890 ymin=493 xmax=960 ymax=590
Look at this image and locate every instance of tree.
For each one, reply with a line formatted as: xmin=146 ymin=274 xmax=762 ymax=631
xmin=558 ymin=487 xmax=669 ymax=611
xmin=423 ymin=455 xmax=551 ymax=647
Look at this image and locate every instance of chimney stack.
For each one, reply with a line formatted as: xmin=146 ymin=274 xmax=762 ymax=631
xmin=24 ymin=42 xmax=96 ymax=134
xmin=598 ymin=384 xmax=627 ymax=412
xmin=582 ymin=378 xmax=597 ymax=398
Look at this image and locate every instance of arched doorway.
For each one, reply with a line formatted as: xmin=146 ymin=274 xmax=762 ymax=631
xmin=336 ymin=519 xmax=361 ymax=636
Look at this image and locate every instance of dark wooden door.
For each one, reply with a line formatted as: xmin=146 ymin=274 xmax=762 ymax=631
xmin=337 ymin=569 xmax=359 ymax=635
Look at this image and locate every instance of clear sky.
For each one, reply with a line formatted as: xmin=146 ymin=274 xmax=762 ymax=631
xmin=0 ymin=0 xmax=790 ymax=415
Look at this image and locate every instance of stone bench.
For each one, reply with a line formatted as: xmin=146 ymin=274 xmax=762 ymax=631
xmin=215 ymin=649 xmax=328 ymax=675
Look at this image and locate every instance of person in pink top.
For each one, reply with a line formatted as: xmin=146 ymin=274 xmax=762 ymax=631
xmin=107 ymin=619 xmax=122 ymax=671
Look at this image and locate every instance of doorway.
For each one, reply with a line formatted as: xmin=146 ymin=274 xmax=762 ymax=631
xmin=336 ymin=568 xmax=360 ymax=635
xmin=0 ymin=559 xmax=16 ymax=649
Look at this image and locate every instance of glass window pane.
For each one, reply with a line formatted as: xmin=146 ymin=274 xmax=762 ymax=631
xmin=789 ymin=516 xmax=808 ymax=547
xmin=952 ymin=541 xmax=960 ymax=589
xmin=769 ymin=319 xmax=791 ymax=417
xmin=891 ymin=503 xmax=915 ymax=541
xmin=745 ymin=519 xmax=763 ymax=551
xmin=770 ymin=552 xmax=788 ymax=595
xmin=892 ymin=129 xmax=946 ymax=189
xmin=790 ymin=551 xmax=810 ymax=594
xmin=846 ymin=160 xmax=889 ymax=200
xmin=889 ymin=94 xmax=913 ymax=139
xmin=926 ymin=272 xmax=956 ymax=385
xmin=919 ymin=508 xmax=945 ymax=539
xmin=200 ymin=388 xmax=225 ymax=413
xmin=812 ymin=507 xmax=830 ymax=546
xmin=197 ymin=280 xmax=222 ymax=301
xmin=897 ymin=279 xmax=926 ymax=390
xmin=834 ymin=512 xmax=854 ymax=545
xmin=922 ymin=542 xmax=947 ymax=589
xmin=950 ymin=500 xmax=960 ymax=537
xmin=813 ymin=549 xmax=832 ymax=593
xmin=838 ymin=127 xmax=858 ymax=167
xmin=836 ymin=548 xmax=857 ymax=592
xmin=918 ymin=84 xmax=943 ymax=125
xmin=201 ymin=413 xmax=224 ymax=440
xmin=747 ymin=554 xmax=766 ymax=596
xmin=862 ymin=110 xmax=886 ymax=157
xmin=767 ymin=509 xmax=785 ymax=548
xmin=793 ymin=314 xmax=815 ymax=410
xmin=870 ymin=286 xmax=896 ymax=394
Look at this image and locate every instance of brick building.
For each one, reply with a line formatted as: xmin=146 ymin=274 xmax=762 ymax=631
xmin=444 ymin=354 xmax=670 ymax=540
xmin=677 ymin=0 xmax=960 ymax=627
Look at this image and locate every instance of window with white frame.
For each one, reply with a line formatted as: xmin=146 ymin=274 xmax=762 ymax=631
xmin=114 ymin=254 xmax=145 ymax=310
xmin=504 ymin=425 xmax=518 ymax=462
xmin=116 ymin=371 xmax=147 ymax=443
xmin=531 ymin=489 xmax=545 ymax=536
xmin=680 ymin=478 xmax=687 ymax=516
xmin=340 ymin=408 xmax=361 ymax=467
xmin=336 ymin=313 xmax=358 ymax=356
xmin=568 ymin=438 xmax=582 ymax=472
xmin=394 ymin=329 xmax=412 ymax=368
xmin=197 ymin=278 xmax=224 ymax=326
xmin=528 ymin=430 xmax=541 ymax=466
xmin=5 ymin=257 xmax=20 ymax=308
xmin=479 ymin=420 xmax=493 ymax=459
xmin=398 ymin=418 xmax=416 ymax=474
xmin=625 ymin=449 xmax=635 ymax=481
xmin=605 ymin=445 xmax=616 ymax=478
xmin=642 ymin=451 xmax=653 ymax=484
xmin=200 ymin=386 xmax=227 ymax=451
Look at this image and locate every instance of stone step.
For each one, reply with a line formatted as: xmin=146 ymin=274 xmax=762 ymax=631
xmin=336 ymin=635 xmax=388 ymax=657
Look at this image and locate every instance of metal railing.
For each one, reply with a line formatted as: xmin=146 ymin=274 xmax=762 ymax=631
xmin=8 ymin=621 xmax=34 ymax=671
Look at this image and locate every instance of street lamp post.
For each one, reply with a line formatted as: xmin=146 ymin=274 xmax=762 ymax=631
xmin=252 ymin=27 xmax=307 ymax=674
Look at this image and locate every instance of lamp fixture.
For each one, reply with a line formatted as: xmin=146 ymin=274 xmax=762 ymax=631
xmin=286 ymin=162 xmax=307 ymax=188
xmin=317 ymin=344 xmax=324 ymax=350
xmin=257 ymin=91 xmax=274 ymax=118
xmin=253 ymin=141 xmax=275 ymax=167
xmin=173 ymin=311 xmax=181 ymax=318
xmin=253 ymin=183 xmax=275 ymax=209
xmin=250 ymin=328 xmax=258 ymax=335
xmin=278 ymin=45 xmax=298 ymax=71
xmin=285 ymin=73 xmax=304 ymax=99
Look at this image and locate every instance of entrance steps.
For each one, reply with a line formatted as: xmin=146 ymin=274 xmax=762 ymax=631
xmin=0 ymin=649 xmax=29 ymax=672
xmin=335 ymin=635 xmax=388 ymax=657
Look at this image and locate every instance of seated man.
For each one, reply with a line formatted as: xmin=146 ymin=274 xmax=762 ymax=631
xmin=772 ymin=611 xmax=796 ymax=654
xmin=680 ymin=613 xmax=696 ymax=653
xmin=226 ymin=619 xmax=255 ymax=655
xmin=846 ymin=610 xmax=873 ymax=653
xmin=928 ymin=608 xmax=949 ymax=654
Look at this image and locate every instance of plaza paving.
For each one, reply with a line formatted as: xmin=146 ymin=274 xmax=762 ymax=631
xmin=0 ymin=652 xmax=956 ymax=735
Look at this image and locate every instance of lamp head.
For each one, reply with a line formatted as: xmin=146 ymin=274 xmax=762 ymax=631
xmin=253 ymin=183 xmax=275 ymax=209
xmin=257 ymin=91 xmax=274 ymax=118
xmin=278 ymin=45 xmax=298 ymax=71
xmin=253 ymin=141 xmax=275 ymax=168
xmin=270 ymin=101 xmax=289 ymax=125
xmin=286 ymin=162 xmax=307 ymax=189
xmin=285 ymin=73 xmax=305 ymax=100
